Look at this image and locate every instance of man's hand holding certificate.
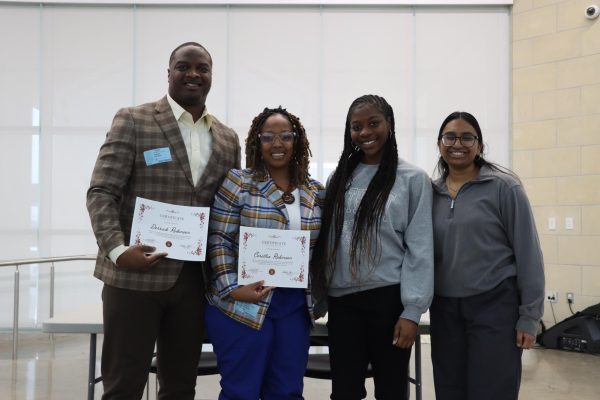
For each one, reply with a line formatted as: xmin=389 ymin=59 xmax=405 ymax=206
xmin=130 ymin=197 xmax=210 ymax=261
xmin=238 ymin=227 xmax=310 ymax=289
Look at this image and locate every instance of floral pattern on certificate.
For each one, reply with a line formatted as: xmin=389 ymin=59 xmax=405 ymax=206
xmin=134 ymin=202 xmax=154 ymax=245
xmin=138 ymin=202 xmax=153 ymax=221
xmin=241 ymin=231 xmax=256 ymax=251
xmin=190 ymin=240 xmax=203 ymax=256
xmin=294 ymin=236 xmax=307 ymax=255
xmin=291 ymin=264 xmax=305 ymax=283
xmin=193 ymin=212 xmax=207 ymax=230
xmin=240 ymin=262 xmax=251 ymax=280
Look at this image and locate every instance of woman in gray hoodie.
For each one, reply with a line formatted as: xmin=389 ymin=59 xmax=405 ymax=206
xmin=430 ymin=111 xmax=545 ymax=400
xmin=312 ymin=94 xmax=433 ymax=400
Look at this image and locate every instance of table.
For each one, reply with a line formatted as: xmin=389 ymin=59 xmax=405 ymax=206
xmin=312 ymin=311 xmax=430 ymax=400
xmin=42 ymin=304 xmax=103 ymax=400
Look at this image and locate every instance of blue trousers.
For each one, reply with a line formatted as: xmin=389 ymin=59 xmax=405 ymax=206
xmin=205 ymin=290 xmax=310 ymax=400
xmin=430 ymin=277 xmax=522 ymax=400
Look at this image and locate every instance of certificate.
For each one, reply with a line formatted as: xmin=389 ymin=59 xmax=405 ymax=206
xmin=129 ymin=197 xmax=210 ymax=261
xmin=238 ymin=227 xmax=310 ymax=288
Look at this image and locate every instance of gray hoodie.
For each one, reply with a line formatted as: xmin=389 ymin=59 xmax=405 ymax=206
xmin=432 ymin=165 xmax=545 ymax=336
xmin=328 ymin=160 xmax=434 ymax=324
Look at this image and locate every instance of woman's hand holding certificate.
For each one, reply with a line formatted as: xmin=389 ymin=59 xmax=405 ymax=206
xmin=229 ymin=280 xmax=274 ymax=303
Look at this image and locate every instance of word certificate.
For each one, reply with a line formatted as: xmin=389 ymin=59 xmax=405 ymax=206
xmin=130 ymin=197 xmax=209 ymax=261
xmin=238 ymin=227 xmax=310 ymax=288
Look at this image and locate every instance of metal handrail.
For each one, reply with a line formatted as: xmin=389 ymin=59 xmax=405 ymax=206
xmin=0 ymin=255 xmax=96 ymax=268
xmin=1 ymin=254 xmax=96 ymax=359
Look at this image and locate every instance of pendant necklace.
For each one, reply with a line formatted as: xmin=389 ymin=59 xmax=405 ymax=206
xmin=281 ymin=184 xmax=295 ymax=204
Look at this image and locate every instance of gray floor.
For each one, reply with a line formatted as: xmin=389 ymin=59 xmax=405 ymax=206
xmin=1 ymin=332 xmax=599 ymax=400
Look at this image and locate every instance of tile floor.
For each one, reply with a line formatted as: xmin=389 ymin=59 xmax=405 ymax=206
xmin=1 ymin=332 xmax=599 ymax=399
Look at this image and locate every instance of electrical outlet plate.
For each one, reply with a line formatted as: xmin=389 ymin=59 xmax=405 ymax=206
xmin=565 ymin=217 xmax=574 ymax=230
xmin=567 ymin=292 xmax=574 ymax=302
xmin=546 ymin=291 xmax=558 ymax=303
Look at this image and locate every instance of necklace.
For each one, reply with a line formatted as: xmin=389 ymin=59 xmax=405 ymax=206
xmin=446 ymin=182 xmax=459 ymax=193
xmin=446 ymin=169 xmax=479 ymax=197
xmin=277 ymin=183 xmax=295 ymax=204
xmin=445 ymin=178 xmax=462 ymax=195
xmin=282 ymin=190 xmax=295 ymax=204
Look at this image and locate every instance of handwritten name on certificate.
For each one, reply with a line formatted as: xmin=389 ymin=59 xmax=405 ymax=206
xmin=130 ymin=197 xmax=210 ymax=261
xmin=238 ymin=227 xmax=310 ymax=288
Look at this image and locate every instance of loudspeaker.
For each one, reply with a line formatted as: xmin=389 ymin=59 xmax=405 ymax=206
xmin=539 ymin=303 xmax=600 ymax=354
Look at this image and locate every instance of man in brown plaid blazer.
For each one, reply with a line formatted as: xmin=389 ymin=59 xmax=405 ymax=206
xmin=87 ymin=42 xmax=240 ymax=399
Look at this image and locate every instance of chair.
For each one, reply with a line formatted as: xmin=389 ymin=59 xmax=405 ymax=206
xmin=149 ymin=350 xmax=219 ymax=376
xmin=305 ymin=323 xmax=374 ymax=380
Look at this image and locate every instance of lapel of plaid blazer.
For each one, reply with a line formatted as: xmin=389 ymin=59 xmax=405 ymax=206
xmin=154 ymin=96 xmax=194 ymax=187
xmin=251 ymin=177 xmax=285 ymax=220
xmin=298 ymin=183 xmax=318 ymax=223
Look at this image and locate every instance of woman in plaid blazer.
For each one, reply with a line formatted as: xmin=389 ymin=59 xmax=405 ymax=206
xmin=205 ymin=107 xmax=324 ymax=400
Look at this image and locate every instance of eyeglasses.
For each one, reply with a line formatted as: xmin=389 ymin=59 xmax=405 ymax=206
xmin=258 ymin=131 xmax=296 ymax=144
xmin=440 ymin=133 xmax=479 ymax=148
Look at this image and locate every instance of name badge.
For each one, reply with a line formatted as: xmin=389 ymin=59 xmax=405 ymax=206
xmin=144 ymin=147 xmax=172 ymax=166
xmin=233 ymin=301 xmax=260 ymax=320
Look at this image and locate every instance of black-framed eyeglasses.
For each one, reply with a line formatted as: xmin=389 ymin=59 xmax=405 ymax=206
xmin=258 ymin=131 xmax=296 ymax=144
xmin=440 ymin=133 xmax=479 ymax=148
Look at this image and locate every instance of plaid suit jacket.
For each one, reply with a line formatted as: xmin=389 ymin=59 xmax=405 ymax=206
xmin=206 ymin=169 xmax=325 ymax=330
xmin=87 ymin=96 xmax=241 ymax=291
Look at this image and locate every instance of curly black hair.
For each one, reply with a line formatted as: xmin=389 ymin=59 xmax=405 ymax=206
xmin=245 ymin=106 xmax=312 ymax=186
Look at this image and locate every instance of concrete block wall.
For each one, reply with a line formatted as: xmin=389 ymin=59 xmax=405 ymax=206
xmin=512 ymin=0 xmax=600 ymax=326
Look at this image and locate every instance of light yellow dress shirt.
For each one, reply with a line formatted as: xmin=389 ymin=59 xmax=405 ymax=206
xmin=166 ymin=93 xmax=213 ymax=185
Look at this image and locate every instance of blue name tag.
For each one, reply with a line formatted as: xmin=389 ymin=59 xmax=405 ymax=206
xmin=233 ymin=301 xmax=260 ymax=320
xmin=143 ymin=147 xmax=172 ymax=166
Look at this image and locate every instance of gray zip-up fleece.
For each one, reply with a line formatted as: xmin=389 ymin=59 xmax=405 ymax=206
xmin=432 ymin=166 xmax=545 ymax=336
xmin=328 ymin=160 xmax=434 ymax=324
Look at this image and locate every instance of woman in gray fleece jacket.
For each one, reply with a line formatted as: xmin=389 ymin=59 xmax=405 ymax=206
xmin=430 ymin=111 xmax=545 ymax=400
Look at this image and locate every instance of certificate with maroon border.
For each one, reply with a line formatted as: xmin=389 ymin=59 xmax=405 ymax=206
xmin=238 ymin=226 xmax=310 ymax=288
xmin=129 ymin=197 xmax=209 ymax=261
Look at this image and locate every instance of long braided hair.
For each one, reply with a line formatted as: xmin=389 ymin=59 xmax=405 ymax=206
xmin=245 ymin=106 xmax=312 ymax=186
xmin=312 ymin=95 xmax=399 ymax=286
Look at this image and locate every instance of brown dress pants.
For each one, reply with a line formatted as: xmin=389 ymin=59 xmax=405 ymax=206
xmin=100 ymin=263 xmax=205 ymax=400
